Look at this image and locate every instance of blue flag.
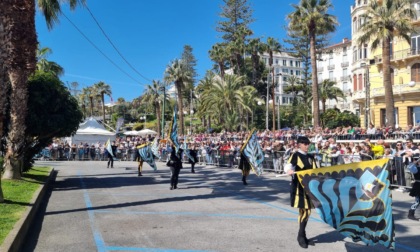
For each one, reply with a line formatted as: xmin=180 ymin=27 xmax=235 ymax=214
xmin=240 ymin=128 xmax=264 ymax=176
xmin=297 ymin=159 xmax=395 ymax=249
xmin=137 ymin=144 xmax=157 ymax=171
xmin=105 ymin=138 xmax=114 ymax=157
xmin=168 ymin=106 xmax=180 ymax=153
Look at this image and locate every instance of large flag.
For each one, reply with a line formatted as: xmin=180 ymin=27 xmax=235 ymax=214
xmin=183 ymin=136 xmax=194 ymax=163
xmin=105 ymin=138 xmax=114 ymax=157
xmin=168 ymin=106 xmax=180 ymax=153
xmin=297 ymin=159 xmax=395 ymax=249
xmin=151 ymin=138 xmax=161 ymax=159
xmin=240 ymin=128 xmax=264 ymax=176
xmin=137 ymin=143 xmax=157 ymax=171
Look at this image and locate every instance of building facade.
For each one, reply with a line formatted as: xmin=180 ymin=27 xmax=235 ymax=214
xmin=260 ymin=52 xmax=304 ymax=106
xmin=317 ymin=38 xmax=353 ymax=112
xmin=350 ymin=0 xmax=420 ymax=129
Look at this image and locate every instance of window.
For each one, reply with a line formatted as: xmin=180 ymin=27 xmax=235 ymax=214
xmin=358 ymin=74 xmax=363 ymax=91
xmin=411 ymin=63 xmax=420 ymax=82
xmin=282 ymin=97 xmax=288 ymax=104
xmin=353 ymin=74 xmax=358 ymax=91
xmin=290 ymin=60 xmax=293 ymax=67
xmin=275 ymin=68 xmax=280 ymax=74
xmin=353 ymin=17 xmax=357 ymax=32
xmin=295 ymin=61 xmax=300 ymax=67
xmin=343 ymin=53 xmax=348 ymax=63
xmin=275 ymin=59 xmax=279 ymax=65
xmin=289 ymin=97 xmax=294 ymax=104
xmin=283 ymin=60 xmax=287 ymax=66
xmin=282 ymin=68 xmax=289 ymax=74
xmin=296 ymin=70 xmax=301 ymax=76
xmin=411 ymin=34 xmax=420 ymax=55
xmin=343 ymin=68 xmax=348 ymax=77
xmin=353 ymin=47 xmax=357 ymax=62
xmin=329 ymin=71 xmax=334 ymax=80
xmin=283 ymin=76 xmax=287 ymax=82
xmin=343 ymin=82 xmax=348 ymax=92
xmin=290 ymin=70 xmax=294 ymax=75
xmin=328 ymin=54 xmax=333 ymax=66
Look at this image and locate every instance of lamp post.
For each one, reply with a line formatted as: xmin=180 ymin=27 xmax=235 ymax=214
xmin=140 ymin=114 xmax=147 ymax=129
xmin=265 ymin=76 xmax=270 ymax=131
xmin=190 ymin=89 xmax=194 ymax=135
xmin=160 ymin=86 xmax=166 ymax=138
xmin=277 ymin=73 xmax=282 ymax=130
xmin=361 ymin=63 xmax=370 ymax=128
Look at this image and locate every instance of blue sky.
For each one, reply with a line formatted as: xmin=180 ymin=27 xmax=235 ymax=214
xmin=35 ymin=0 xmax=354 ymax=103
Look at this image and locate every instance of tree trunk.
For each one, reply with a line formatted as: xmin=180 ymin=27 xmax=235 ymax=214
xmin=101 ymin=92 xmax=105 ymax=123
xmin=156 ymin=102 xmax=161 ymax=137
xmin=310 ymin=32 xmax=320 ymax=127
xmin=271 ymin=67 xmax=276 ymax=131
xmin=382 ymin=39 xmax=395 ymax=127
xmin=176 ymin=81 xmax=184 ymax=135
xmin=2 ymin=0 xmax=37 ymax=180
xmin=89 ymin=96 xmax=94 ymax=117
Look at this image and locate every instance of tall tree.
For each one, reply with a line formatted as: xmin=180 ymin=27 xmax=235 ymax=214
xmin=216 ymin=0 xmax=254 ymax=43
xmin=287 ymin=0 xmax=338 ymax=127
xmin=265 ymin=37 xmax=282 ymax=131
xmin=142 ymin=80 xmax=166 ymax=136
xmin=0 ymin=0 xmax=37 ymax=182
xmin=247 ymin=38 xmax=265 ymax=86
xmin=358 ymin=0 xmax=415 ymax=127
xmin=93 ymin=81 xmax=112 ymax=123
xmin=164 ymin=59 xmax=192 ymax=135
xmin=181 ymin=45 xmax=198 ymax=113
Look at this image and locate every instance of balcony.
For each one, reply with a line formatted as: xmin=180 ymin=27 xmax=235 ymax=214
xmin=327 ymin=65 xmax=335 ymax=70
xmin=340 ymin=75 xmax=351 ymax=82
xmin=371 ymin=83 xmax=420 ymax=98
xmin=341 ymin=62 xmax=349 ymax=68
xmin=373 ymin=48 xmax=420 ymax=64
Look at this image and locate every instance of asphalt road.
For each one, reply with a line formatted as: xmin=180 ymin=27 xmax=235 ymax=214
xmin=22 ymin=160 xmax=420 ymax=252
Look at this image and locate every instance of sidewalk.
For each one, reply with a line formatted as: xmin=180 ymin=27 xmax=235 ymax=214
xmin=11 ymin=160 xmax=420 ymax=251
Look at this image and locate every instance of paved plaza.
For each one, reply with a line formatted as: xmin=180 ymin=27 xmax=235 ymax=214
xmin=22 ymin=160 xmax=420 ymax=252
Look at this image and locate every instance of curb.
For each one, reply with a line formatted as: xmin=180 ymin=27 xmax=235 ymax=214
xmin=0 ymin=168 xmax=56 ymax=252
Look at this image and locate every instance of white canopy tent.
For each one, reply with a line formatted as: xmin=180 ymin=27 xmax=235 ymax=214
xmin=137 ymin=129 xmax=158 ymax=136
xmin=69 ymin=118 xmax=116 ymax=145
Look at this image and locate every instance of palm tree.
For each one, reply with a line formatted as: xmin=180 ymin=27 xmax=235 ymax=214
xmin=36 ymin=45 xmax=64 ymax=77
xmin=358 ymin=0 xmax=415 ymax=128
xmin=209 ymin=43 xmax=227 ymax=79
xmin=164 ymin=59 xmax=192 ymax=135
xmin=196 ymin=71 xmax=216 ymax=128
xmin=93 ymin=81 xmax=112 ymax=123
xmin=265 ymin=37 xmax=282 ymax=131
xmin=287 ymin=0 xmax=337 ymax=127
xmin=319 ymin=79 xmax=346 ymax=113
xmin=142 ymin=80 xmax=167 ymax=135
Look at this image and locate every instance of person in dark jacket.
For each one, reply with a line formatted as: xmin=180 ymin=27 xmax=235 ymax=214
xmin=238 ymin=152 xmax=251 ymax=185
xmin=107 ymin=141 xmax=117 ymax=168
xmin=189 ymin=142 xmax=199 ymax=173
xmin=408 ymin=156 xmax=420 ymax=221
xmin=134 ymin=141 xmax=144 ymax=176
xmin=168 ymin=144 xmax=183 ymax=190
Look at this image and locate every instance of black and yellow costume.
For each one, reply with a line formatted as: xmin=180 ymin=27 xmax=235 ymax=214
xmin=286 ymin=136 xmax=317 ymax=249
xmin=238 ymin=152 xmax=251 ymax=185
xmin=135 ymin=144 xmax=144 ymax=176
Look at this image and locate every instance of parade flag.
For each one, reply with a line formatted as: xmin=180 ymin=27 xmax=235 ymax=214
xmin=297 ymin=159 xmax=395 ymax=249
xmin=240 ymin=128 xmax=265 ymax=176
xmin=168 ymin=106 xmax=180 ymax=153
xmin=151 ymin=138 xmax=161 ymax=159
xmin=183 ymin=136 xmax=194 ymax=163
xmin=105 ymin=138 xmax=114 ymax=157
xmin=137 ymin=143 xmax=157 ymax=171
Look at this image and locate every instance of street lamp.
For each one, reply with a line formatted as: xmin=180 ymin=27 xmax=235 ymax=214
xmin=140 ymin=115 xmax=147 ymax=129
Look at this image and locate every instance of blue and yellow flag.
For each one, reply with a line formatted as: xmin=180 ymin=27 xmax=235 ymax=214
xmin=297 ymin=159 xmax=394 ymax=249
xmin=240 ymin=128 xmax=264 ymax=176
xmin=137 ymin=143 xmax=157 ymax=171
xmin=168 ymin=106 xmax=180 ymax=153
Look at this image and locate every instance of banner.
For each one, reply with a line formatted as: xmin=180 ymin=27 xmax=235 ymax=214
xmin=297 ymin=159 xmax=394 ymax=249
xmin=137 ymin=143 xmax=157 ymax=171
xmin=183 ymin=136 xmax=194 ymax=163
xmin=116 ymin=117 xmax=124 ymax=133
xmin=151 ymin=138 xmax=161 ymax=159
xmin=105 ymin=138 xmax=114 ymax=157
xmin=240 ymin=128 xmax=264 ymax=176
xmin=168 ymin=106 xmax=180 ymax=153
